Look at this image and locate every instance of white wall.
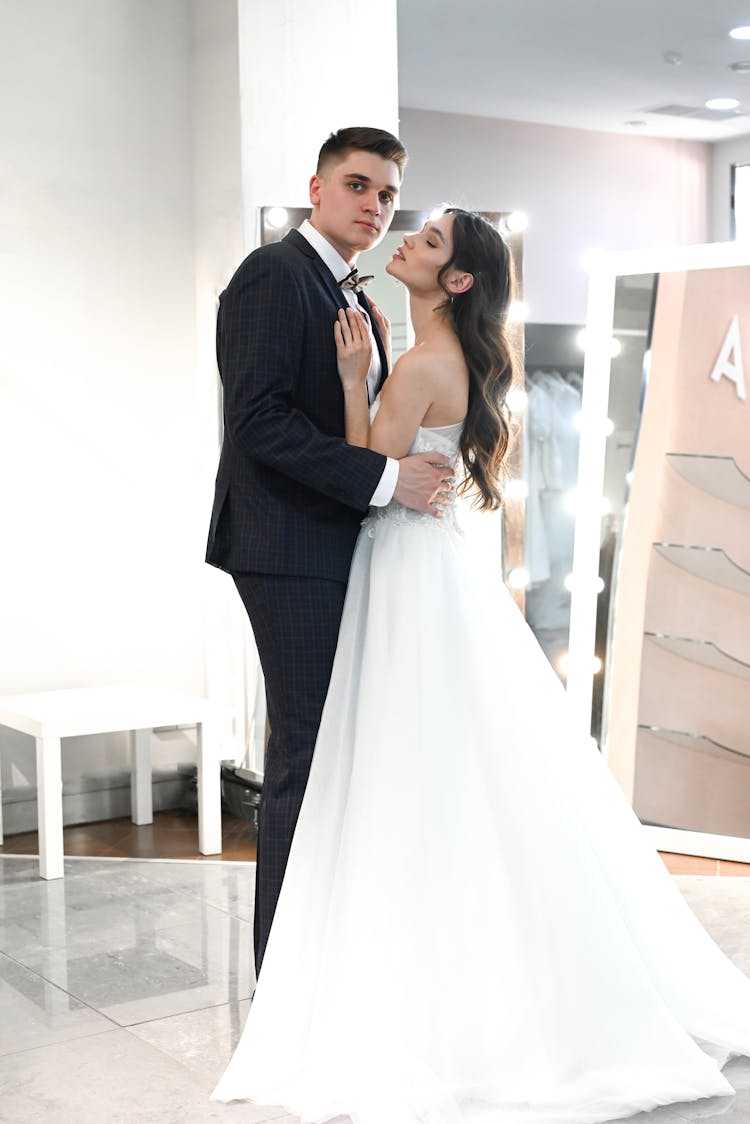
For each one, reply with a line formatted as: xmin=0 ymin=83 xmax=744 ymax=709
xmin=0 ymin=0 xmax=242 ymax=809
xmin=208 ymin=0 xmax=402 ymax=773
xmin=0 ymin=0 xmax=402 ymax=817
xmin=711 ymin=134 xmax=750 ymax=242
xmin=398 ymin=108 xmax=711 ymax=325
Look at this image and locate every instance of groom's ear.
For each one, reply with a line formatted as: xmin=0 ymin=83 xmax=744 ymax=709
xmin=309 ymin=174 xmax=321 ymax=206
xmin=447 ymin=271 xmax=474 ymax=294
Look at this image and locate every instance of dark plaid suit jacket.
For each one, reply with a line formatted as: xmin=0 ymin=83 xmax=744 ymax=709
xmin=206 ymin=229 xmax=389 ymax=581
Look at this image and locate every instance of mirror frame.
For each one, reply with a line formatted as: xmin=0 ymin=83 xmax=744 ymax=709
xmin=567 ymin=238 xmax=750 ymax=862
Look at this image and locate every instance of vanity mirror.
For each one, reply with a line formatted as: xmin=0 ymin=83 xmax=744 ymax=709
xmin=568 ymin=242 xmax=750 ymax=862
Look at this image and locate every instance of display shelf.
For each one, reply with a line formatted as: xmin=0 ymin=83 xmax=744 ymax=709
xmin=644 ymin=632 xmax=750 ymax=678
xmin=666 ymin=453 xmax=750 ymax=510
xmin=652 ymin=542 xmax=750 ymax=597
xmin=638 ymin=725 xmax=750 ymax=765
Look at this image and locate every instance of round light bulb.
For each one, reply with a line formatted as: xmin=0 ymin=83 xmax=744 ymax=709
xmin=265 ymin=207 xmax=289 ymax=230
xmin=577 ymin=330 xmax=621 ymax=358
xmin=729 ymin=26 xmax=750 ymax=40
xmin=507 ymin=567 xmax=530 ymax=590
xmin=505 ymin=478 xmax=528 ymax=500
xmin=506 ymin=388 xmax=528 ymax=414
xmin=505 ymin=211 xmax=528 ymax=232
xmin=564 ymin=573 xmax=606 ymax=594
xmin=705 ymin=98 xmax=740 ymax=111
xmin=508 ymin=300 xmax=529 ymax=323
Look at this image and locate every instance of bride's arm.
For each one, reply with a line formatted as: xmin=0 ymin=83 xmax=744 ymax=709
xmin=368 ymin=352 xmax=434 ymax=458
xmin=334 ymin=308 xmax=435 ymax=457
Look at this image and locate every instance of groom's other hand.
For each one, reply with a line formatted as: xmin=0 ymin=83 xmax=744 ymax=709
xmin=394 ymin=453 xmax=454 ymax=517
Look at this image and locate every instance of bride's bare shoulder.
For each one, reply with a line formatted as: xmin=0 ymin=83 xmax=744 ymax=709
xmin=394 ymin=339 xmax=468 ymax=427
xmin=393 ymin=339 xmax=467 ymax=387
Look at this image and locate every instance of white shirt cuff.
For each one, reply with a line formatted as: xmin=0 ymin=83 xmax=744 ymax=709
xmin=369 ymin=457 xmax=399 ymax=507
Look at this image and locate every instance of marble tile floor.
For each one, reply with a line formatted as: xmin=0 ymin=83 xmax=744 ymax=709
xmin=1 ymin=856 xmax=749 ymax=1124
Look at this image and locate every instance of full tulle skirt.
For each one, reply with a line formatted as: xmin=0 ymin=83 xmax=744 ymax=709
xmin=212 ymin=512 xmax=750 ymax=1123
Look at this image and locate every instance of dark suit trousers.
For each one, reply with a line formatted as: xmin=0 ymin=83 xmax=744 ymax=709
xmin=233 ymin=572 xmax=348 ymax=977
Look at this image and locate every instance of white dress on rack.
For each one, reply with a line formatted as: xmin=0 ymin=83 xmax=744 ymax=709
xmin=212 ymin=411 xmax=750 ymax=1124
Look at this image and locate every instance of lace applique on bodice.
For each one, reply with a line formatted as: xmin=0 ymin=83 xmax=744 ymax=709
xmin=363 ymin=399 xmax=464 ymax=535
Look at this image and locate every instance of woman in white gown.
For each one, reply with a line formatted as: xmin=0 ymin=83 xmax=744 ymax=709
xmin=212 ymin=209 xmax=750 ymax=1123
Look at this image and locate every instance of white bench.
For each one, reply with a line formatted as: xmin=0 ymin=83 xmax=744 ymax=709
xmin=0 ymin=683 xmax=223 ymax=879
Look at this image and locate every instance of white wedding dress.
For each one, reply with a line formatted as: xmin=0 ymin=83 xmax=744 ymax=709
xmin=212 ymin=414 xmax=750 ymax=1123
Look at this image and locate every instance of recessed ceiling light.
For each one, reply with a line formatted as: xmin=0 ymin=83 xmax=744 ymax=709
xmin=662 ymin=51 xmax=682 ymax=65
xmin=625 ymin=119 xmax=647 ymax=127
xmin=729 ymin=26 xmax=750 ymax=40
xmin=705 ymin=97 xmax=740 ymax=110
xmin=729 ymin=60 xmax=750 ymax=72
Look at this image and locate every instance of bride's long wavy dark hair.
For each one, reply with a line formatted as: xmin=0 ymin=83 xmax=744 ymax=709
xmin=439 ymin=208 xmax=519 ymax=510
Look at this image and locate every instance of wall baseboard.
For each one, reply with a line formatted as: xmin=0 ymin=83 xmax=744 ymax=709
xmin=1 ymin=769 xmax=193 ymax=836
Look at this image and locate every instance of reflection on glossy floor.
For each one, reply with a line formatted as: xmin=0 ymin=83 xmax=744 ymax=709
xmin=1 ymin=857 xmax=749 ymax=1124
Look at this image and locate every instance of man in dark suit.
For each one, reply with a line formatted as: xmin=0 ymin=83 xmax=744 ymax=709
xmin=207 ymin=127 xmax=452 ymax=975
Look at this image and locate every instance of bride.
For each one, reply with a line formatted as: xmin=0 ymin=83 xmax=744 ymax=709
xmin=212 ymin=208 xmax=750 ymax=1123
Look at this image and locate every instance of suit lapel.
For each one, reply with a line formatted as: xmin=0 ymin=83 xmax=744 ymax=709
xmin=358 ymin=290 xmax=389 ymax=393
xmin=283 ymin=228 xmax=389 ymax=392
xmin=283 ymin=228 xmax=348 ymax=311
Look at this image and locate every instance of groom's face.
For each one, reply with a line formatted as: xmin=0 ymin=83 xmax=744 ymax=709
xmin=309 ymin=149 xmax=400 ymax=264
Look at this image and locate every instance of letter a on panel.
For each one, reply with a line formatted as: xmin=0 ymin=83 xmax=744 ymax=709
xmin=709 ymin=314 xmax=746 ymax=400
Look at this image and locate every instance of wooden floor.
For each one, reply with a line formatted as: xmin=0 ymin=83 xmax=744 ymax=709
xmin=0 ymin=810 xmax=257 ymax=862
xmin=659 ymin=851 xmax=750 ymax=877
xmin=0 ymin=812 xmax=749 ymax=873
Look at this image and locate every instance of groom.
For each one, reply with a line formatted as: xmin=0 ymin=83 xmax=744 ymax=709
xmin=206 ymin=126 xmax=452 ymax=974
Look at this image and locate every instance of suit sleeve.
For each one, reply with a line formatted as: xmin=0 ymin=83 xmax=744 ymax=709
xmin=218 ymin=253 xmax=387 ymax=510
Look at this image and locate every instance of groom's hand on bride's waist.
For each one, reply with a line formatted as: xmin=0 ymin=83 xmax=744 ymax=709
xmin=393 ymin=453 xmax=454 ymax=518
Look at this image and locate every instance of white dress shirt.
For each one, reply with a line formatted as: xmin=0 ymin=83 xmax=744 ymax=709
xmin=298 ymin=220 xmax=398 ymax=507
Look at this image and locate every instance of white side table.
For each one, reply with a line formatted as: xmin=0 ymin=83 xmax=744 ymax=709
xmin=0 ymin=684 xmax=223 ymax=879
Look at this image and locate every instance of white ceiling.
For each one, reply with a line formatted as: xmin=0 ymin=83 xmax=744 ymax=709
xmin=397 ymin=0 xmax=750 ymax=141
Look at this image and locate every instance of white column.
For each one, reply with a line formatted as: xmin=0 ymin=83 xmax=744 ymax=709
xmin=201 ymin=0 xmax=401 ymax=773
xmin=191 ymin=0 xmax=253 ymax=769
xmin=236 ymin=0 xmax=400 ymax=250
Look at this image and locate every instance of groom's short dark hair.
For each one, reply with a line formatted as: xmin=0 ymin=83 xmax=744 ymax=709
xmin=317 ymin=127 xmax=408 ymax=180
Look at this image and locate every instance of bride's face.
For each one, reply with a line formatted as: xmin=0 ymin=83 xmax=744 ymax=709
xmin=386 ymin=212 xmax=457 ymax=295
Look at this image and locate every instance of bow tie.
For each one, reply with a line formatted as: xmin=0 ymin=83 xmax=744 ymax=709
xmin=339 ymin=267 xmax=374 ymax=293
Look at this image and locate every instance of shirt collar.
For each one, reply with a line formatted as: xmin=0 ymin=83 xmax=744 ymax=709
xmin=298 ymin=219 xmax=354 ymax=284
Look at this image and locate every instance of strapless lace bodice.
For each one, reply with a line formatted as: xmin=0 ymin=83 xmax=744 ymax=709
xmin=408 ymin=420 xmax=463 ymax=457
xmin=364 ymin=399 xmax=464 ymax=535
